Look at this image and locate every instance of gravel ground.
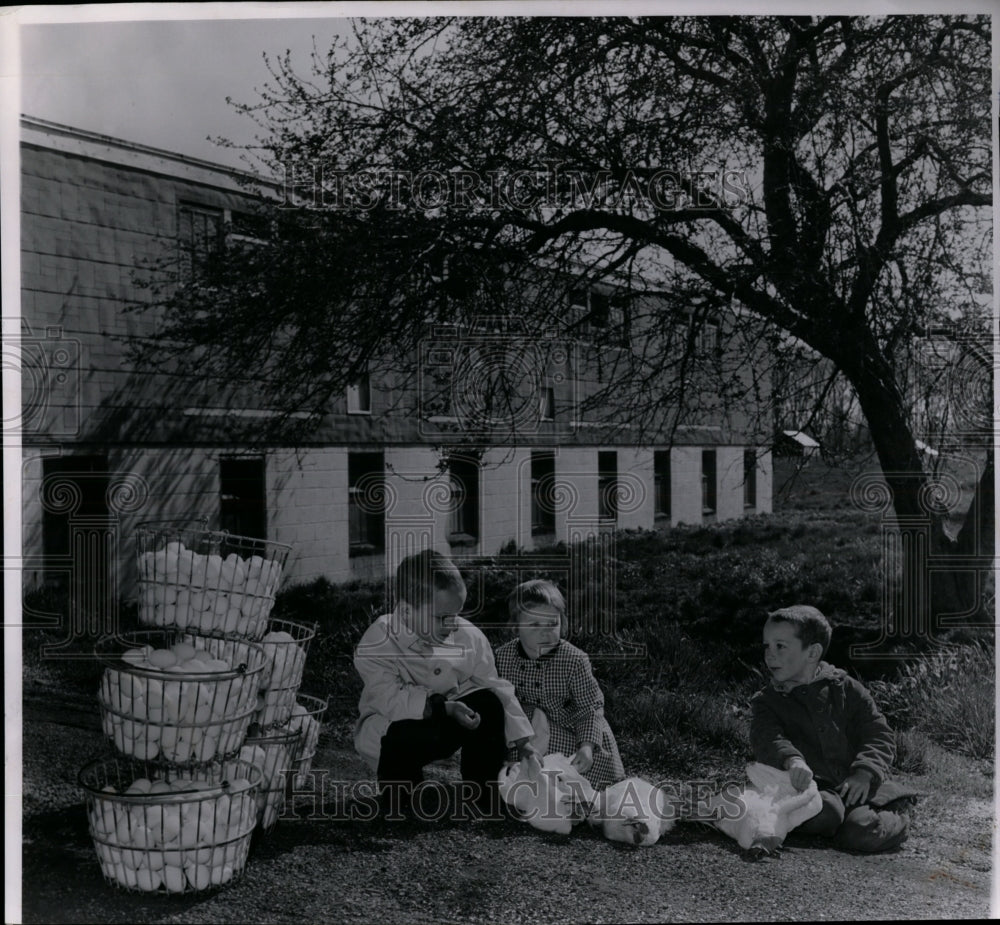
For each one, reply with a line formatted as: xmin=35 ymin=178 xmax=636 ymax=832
xmin=17 ymin=694 xmax=996 ymax=924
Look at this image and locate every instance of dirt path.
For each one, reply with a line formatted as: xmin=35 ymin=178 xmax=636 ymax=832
xmin=18 ymin=697 xmax=995 ymax=924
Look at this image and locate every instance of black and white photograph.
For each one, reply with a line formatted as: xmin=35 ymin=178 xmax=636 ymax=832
xmin=4 ymin=2 xmax=996 ymax=922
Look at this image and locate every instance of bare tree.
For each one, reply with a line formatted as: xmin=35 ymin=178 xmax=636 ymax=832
xmin=130 ymin=14 xmax=993 ymax=627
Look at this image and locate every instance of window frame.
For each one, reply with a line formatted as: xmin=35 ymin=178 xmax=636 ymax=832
xmin=743 ymin=448 xmax=757 ymax=509
xmin=447 ymin=455 xmax=480 ymax=545
xmin=598 ymin=450 xmax=618 ymax=523
xmin=654 ymin=450 xmax=671 ymax=519
xmin=530 ymin=451 xmax=557 ymax=536
xmin=348 ymin=452 xmax=386 ymax=555
xmin=701 ymin=448 xmax=717 ymax=516
xmin=347 ymin=370 xmax=372 ymax=415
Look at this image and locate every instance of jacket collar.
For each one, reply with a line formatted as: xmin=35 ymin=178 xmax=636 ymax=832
xmin=771 ymin=660 xmax=840 ymax=694
xmin=393 ymin=612 xmax=457 ymax=654
xmin=517 ymin=640 xmax=562 ymax=662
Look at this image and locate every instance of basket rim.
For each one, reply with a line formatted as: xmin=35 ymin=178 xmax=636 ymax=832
xmin=95 ymin=632 xmax=267 ymax=678
xmin=262 ymin=618 xmax=318 ymax=640
xmin=293 ymin=692 xmax=329 ymax=712
xmin=135 ymin=522 xmax=292 ymax=553
xmin=78 ymin=756 xmax=263 ymax=798
xmin=243 ymin=726 xmax=304 ymax=747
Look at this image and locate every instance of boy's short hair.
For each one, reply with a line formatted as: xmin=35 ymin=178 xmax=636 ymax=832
xmin=506 ymin=579 xmax=567 ymax=629
xmin=394 ymin=549 xmax=465 ymax=607
xmin=766 ymin=604 xmax=832 ymax=657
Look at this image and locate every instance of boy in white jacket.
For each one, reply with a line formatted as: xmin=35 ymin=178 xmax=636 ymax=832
xmin=354 ymin=549 xmax=536 ymax=819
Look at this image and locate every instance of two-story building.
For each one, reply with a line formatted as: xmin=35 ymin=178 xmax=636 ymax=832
xmin=19 ymin=116 xmax=773 ymax=613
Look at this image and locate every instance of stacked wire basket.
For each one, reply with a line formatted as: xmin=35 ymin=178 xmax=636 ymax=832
xmin=79 ymin=519 xmax=327 ymax=895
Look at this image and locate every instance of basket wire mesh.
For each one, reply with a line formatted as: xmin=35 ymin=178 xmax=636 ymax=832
xmin=253 ymin=619 xmax=317 ymax=730
xmin=287 ymin=693 xmax=329 ymax=790
xmin=237 ymin=727 xmax=303 ymax=833
xmin=96 ymin=630 xmax=266 ymax=767
xmin=79 ymin=755 xmax=262 ymax=894
xmin=136 ymin=521 xmax=291 ymax=639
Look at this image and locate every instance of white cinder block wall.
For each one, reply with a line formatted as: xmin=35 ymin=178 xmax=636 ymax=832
xmin=480 ymin=447 xmax=530 ymax=554
xmin=670 ymin=447 xmax=704 ymax=525
xmin=617 ymin=447 xmax=655 ymax=531
xmin=270 ymin=449 xmax=348 ymax=584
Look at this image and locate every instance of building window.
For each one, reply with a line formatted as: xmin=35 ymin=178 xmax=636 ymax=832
xmin=347 ymin=372 xmax=371 ymax=414
xmin=570 ymin=287 xmax=612 ymax=338
xmin=447 ymin=455 xmax=479 ymax=544
xmin=41 ymin=455 xmax=109 ymax=596
xmin=227 ymin=209 xmax=271 ymax=245
xmin=531 ymin=452 xmax=556 ymax=536
xmin=695 ymin=317 xmax=719 ymax=354
xmin=348 ymin=452 xmax=385 ymax=554
xmin=598 ymin=450 xmax=618 ymax=522
xmin=178 ymin=203 xmax=223 ymax=277
xmin=540 ymin=386 xmax=556 ymax=422
xmin=654 ymin=450 xmax=671 ymax=519
xmin=744 ymin=449 xmax=757 ymax=509
xmin=220 ymin=457 xmax=267 ymax=545
xmin=701 ymin=449 xmax=717 ymax=516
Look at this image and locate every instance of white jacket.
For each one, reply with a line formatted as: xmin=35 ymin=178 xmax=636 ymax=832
xmin=353 ymin=612 xmax=534 ymax=769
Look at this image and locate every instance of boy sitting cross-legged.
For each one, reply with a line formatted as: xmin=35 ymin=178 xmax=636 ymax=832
xmin=750 ymin=605 xmax=913 ymax=853
xmin=353 ymin=549 xmax=536 ymax=820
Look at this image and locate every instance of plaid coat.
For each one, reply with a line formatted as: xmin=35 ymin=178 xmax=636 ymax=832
xmin=495 ymin=638 xmax=625 ymax=789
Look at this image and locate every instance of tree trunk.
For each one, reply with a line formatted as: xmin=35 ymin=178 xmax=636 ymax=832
xmin=844 ymin=343 xmax=990 ymax=647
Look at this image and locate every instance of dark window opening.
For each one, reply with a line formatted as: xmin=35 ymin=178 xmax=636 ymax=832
xmin=448 ymin=455 xmax=479 ymax=544
xmin=598 ymin=450 xmax=618 ymax=522
xmin=349 ymin=452 xmax=385 ymax=554
xmin=654 ymin=450 xmax=671 ymax=518
xmin=220 ymin=457 xmax=267 ymax=546
xmin=531 ymin=452 xmax=556 ymax=536
xmin=40 ymin=455 xmax=111 ymax=629
xmin=178 ymin=203 xmax=223 ymax=278
xmin=702 ymin=449 xmax=717 ymax=515
xmin=744 ymin=449 xmax=757 ymax=508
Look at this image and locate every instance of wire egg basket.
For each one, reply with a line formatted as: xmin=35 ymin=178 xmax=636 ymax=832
xmin=136 ymin=521 xmax=291 ymax=640
xmin=238 ymin=726 xmax=303 ymax=833
xmin=253 ymin=619 xmax=317 ymax=730
xmin=79 ymin=755 xmax=262 ymax=894
xmin=96 ymin=630 xmax=266 ymax=767
xmin=287 ymin=693 xmax=329 ymax=790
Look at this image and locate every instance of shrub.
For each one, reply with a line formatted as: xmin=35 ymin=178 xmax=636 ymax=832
xmin=868 ymin=642 xmax=995 ymax=761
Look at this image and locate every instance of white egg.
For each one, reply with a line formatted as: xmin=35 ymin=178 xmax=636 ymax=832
xmin=162 ymin=863 xmax=186 ymax=893
xmin=185 ymin=862 xmax=212 ymax=891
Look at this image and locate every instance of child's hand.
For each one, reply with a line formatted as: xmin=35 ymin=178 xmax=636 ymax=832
xmin=785 ymin=757 xmax=814 ymax=791
xmin=446 ymin=701 xmax=481 ymax=730
xmin=516 ymin=739 xmax=541 ymax=762
xmin=837 ymin=768 xmax=873 ymax=808
xmin=570 ymin=743 xmax=594 ymax=774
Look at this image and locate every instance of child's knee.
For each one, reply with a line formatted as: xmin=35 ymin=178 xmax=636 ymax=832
xmin=793 ymin=790 xmax=844 ymax=837
xmin=837 ymin=805 xmax=910 ymax=853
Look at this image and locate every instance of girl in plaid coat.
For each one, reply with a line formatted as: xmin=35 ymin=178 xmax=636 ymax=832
xmin=495 ymin=580 xmax=625 ymax=790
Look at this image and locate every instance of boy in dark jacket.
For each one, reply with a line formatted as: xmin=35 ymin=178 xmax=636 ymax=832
xmin=750 ymin=605 xmax=912 ymax=853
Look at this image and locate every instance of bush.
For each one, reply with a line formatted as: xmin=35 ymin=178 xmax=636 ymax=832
xmin=868 ymin=642 xmax=995 ymax=760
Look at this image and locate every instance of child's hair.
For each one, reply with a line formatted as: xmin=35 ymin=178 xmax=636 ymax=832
xmin=766 ymin=605 xmax=832 ymax=657
xmin=506 ymin=579 xmax=567 ymax=631
xmin=394 ymin=549 xmax=465 ymax=607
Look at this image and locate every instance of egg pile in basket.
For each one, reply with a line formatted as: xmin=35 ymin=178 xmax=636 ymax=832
xmin=81 ymin=520 xmax=328 ymax=895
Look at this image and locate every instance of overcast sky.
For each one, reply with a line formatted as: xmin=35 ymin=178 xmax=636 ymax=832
xmin=19 ymin=15 xmax=352 ymax=170
xmin=15 ymin=1 xmax=988 ymax=172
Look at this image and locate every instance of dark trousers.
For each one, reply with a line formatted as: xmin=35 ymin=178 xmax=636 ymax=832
xmin=792 ymin=787 xmax=910 ymax=853
xmin=377 ymin=689 xmax=507 ymax=809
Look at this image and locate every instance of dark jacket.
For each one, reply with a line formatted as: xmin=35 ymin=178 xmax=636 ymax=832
xmin=750 ymin=661 xmax=895 ymax=791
